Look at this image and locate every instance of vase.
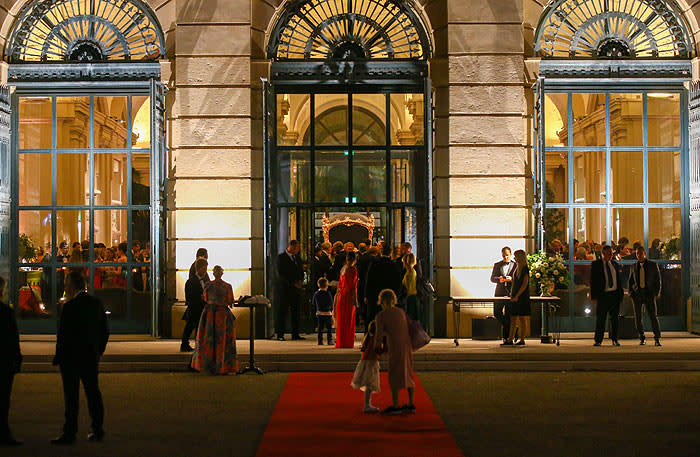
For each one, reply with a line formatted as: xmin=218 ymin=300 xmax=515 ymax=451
xmin=540 ymin=283 xmax=554 ymax=297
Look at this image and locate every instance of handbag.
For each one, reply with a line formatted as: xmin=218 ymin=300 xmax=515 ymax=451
xmin=407 ymin=316 xmax=430 ymax=351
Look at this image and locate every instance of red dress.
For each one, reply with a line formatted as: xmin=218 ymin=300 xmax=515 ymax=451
xmin=335 ymin=266 xmax=357 ymax=348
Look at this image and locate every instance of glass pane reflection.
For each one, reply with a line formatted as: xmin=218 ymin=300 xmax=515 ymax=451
xmin=19 ymin=97 xmax=51 ymax=149
xmin=571 ymin=93 xmax=605 ymax=147
xmin=19 ymin=154 xmax=52 ymax=206
xmin=57 ymin=97 xmax=89 ymax=149
xmin=648 ymin=93 xmax=680 ymax=147
xmin=315 ymin=150 xmax=348 ymax=202
xmin=95 ymin=96 xmax=128 ymax=148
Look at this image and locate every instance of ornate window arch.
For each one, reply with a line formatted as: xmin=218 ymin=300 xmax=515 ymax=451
xmin=266 ymin=0 xmax=432 ymax=60
xmin=5 ymin=0 xmax=165 ymax=63
xmin=534 ymin=0 xmax=694 ymax=58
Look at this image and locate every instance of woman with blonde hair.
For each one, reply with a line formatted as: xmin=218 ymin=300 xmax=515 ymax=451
xmin=374 ymin=289 xmax=415 ymax=415
xmin=502 ymin=249 xmax=530 ymax=346
xmin=191 ymin=265 xmax=238 ymax=374
xmin=402 ymin=253 xmax=419 ymax=321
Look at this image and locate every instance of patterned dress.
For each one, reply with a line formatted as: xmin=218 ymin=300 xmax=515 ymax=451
xmin=190 ymin=278 xmax=238 ymax=374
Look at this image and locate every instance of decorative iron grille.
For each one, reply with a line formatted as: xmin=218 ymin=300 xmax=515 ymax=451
xmin=534 ymin=0 xmax=693 ymax=58
xmin=268 ymin=0 xmax=431 ymax=60
xmin=6 ymin=0 xmax=165 ymax=63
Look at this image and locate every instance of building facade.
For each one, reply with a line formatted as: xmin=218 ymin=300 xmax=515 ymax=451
xmin=2 ymin=0 xmax=700 ymax=337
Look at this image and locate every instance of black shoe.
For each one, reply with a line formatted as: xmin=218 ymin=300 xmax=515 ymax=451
xmin=655 ymin=339 xmax=662 ymax=347
xmin=291 ymin=335 xmax=306 ymax=340
xmin=381 ymin=406 xmax=403 ymax=415
xmin=401 ymin=404 xmax=416 ymax=414
xmin=51 ymin=433 xmax=76 ymax=445
xmin=593 ymin=342 xmax=601 ymax=346
xmin=0 ymin=436 xmax=22 ymax=446
xmin=87 ymin=430 xmax=105 ymax=442
xmin=500 ymin=341 xmax=513 ymax=346
xmin=318 ymin=340 xmax=324 ymax=345
xmin=612 ymin=340 xmax=621 ymax=347
xmin=180 ymin=343 xmax=194 ymax=352
xmin=640 ymin=339 xmax=646 ymax=346
xmin=276 ymin=335 xmax=285 ymax=341
xmin=515 ymin=340 xmax=526 ymax=346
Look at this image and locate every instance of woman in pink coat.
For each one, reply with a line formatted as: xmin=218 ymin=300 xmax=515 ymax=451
xmin=374 ymin=289 xmax=415 ymax=415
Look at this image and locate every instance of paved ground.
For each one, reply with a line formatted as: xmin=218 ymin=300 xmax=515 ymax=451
xmin=6 ymin=371 xmax=700 ymax=457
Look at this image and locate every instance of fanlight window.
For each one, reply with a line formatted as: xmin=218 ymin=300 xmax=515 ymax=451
xmin=269 ymin=0 xmax=430 ymax=60
xmin=6 ymin=0 xmax=165 ymax=63
xmin=534 ymin=0 xmax=693 ymax=58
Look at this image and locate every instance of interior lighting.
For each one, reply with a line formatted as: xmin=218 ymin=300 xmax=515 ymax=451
xmin=585 ymin=307 xmax=591 ymax=315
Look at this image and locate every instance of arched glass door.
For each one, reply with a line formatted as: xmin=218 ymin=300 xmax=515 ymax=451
xmin=265 ymin=0 xmax=434 ymax=333
xmin=6 ymin=0 xmax=167 ymax=335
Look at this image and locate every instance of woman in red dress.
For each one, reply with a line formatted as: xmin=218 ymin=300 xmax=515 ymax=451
xmin=335 ymin=251 xmax=358 ymax=348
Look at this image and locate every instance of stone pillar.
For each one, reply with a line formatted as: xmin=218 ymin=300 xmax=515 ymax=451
xmin=445 ymin=0 xmax=530 ymax=334
xmin=168 ymin=0 xmax=254 ymax=336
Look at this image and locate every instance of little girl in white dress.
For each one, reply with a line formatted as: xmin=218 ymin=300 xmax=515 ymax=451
xmin=351 ymin=320 xmax=382 ymax=413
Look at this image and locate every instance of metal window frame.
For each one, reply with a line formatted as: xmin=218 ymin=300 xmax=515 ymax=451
xmin=535 ymin=60 xmax=690 ymax=332
xmin=10 ymin=71 xmax=166 ymax=336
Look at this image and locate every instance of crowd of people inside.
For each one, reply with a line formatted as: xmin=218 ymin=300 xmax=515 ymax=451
xmin=548 ymin=236 xmax=666 ymax=261
xmin=18 ymin=240 xmax=151 ymax=318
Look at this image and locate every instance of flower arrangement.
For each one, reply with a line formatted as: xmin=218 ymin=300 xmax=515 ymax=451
xmin=662 ymin=235 xmax=681 ymax=260
xmin=526 ymin=251 xmax=570 ymax=296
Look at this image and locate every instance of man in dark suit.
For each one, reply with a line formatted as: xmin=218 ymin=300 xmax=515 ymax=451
xmin=628 ymin=246 xmax=662 ymax=346
xmin=181 ymin=257 xmax=209 ymax=352
xmin=490 ymin=246 xmax=516 ymax=342
xmin=275 ymin=240 xmax=305 ymax=341
xmin=189 ymin=248 xmax=211 ymax=282
xmin=311 ymin=243 xmax=332 ymax=291
xmin=590 ymin=245 xmax=624 ymax=346
xmin=0 ymin=277 xmax=22 ymax=446
xmin=51 ymin=271 xmax=109 ymax=445
xmin=364 ymin=243 xmax=402 ymax=323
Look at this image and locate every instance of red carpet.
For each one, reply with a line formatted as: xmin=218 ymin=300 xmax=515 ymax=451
xmin=256 ymin=372 xmax=464 ymax=457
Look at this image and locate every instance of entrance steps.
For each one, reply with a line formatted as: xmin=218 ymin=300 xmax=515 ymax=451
xmin=18 ymin=334 xmax=700 ymax=372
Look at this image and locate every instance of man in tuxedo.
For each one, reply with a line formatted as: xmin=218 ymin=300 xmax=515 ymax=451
xmin=628 ymin=246 xmax=662 ymax=346
xmin=364 ymin=243 xmax=402 ymax=323
xmin=590 ymin=245 xmax=624 ymax=346
xmin=51 ymin=271 xmax=109 ymax=445
xmin=189 ymin=248 xmax=211 ymax=282
xmin=0 ymin=277 xmax=22 ymax=446
xmin=490 ymin=246 xmax=516 ymax=342
xmin=181 ymin=258 xmax=209 ymax=352
xmin=275 ymin=240 xmax=305 ymax=341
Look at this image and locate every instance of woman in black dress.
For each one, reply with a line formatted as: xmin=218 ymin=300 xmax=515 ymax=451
xmin=503 ymin=249 xmax=530 ymax=346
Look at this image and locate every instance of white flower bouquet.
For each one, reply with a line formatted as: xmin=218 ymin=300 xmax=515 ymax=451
xmin=526 ymin=251 xmax=569 ymax=296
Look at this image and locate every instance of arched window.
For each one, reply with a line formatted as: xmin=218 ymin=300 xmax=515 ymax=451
xmin=267 ymin=0 xmax=431 ymax=60
xmin=6 ymin=0 xmax=165 ymax=62
xmin=4 ymin=0 xmax=167 ymax=336
xmin=532 ymin=0 xmax=694 ymax=333
xmin=534 ymin=0 xmax=693 ymax=58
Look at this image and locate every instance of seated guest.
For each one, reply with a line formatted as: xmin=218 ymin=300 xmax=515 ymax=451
xmin=190 ymin=266 xmax=238 ymax=374
xmin=648 ymin=239 xmax=662 ymax=259
xmin=490 ymin=246 xmax=515 ymax=342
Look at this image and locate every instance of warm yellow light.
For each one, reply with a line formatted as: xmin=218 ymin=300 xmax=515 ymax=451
xmin=648 ymin=93 xmax=675 ymax=98
xmin=132 ymin=101 xmax=150 ymax=148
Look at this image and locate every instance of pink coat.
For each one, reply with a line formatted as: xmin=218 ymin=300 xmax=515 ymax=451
xmin=374 ymin=306 xmax=414 ymax=390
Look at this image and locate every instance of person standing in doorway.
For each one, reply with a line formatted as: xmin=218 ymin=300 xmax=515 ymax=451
xmin=51 ymin=271 xmax=109 ymax=445
xmin=490 ymin=246 xmax=516 ymax=343
xmin=590 ymin=245 xmax=624 ymax=346
xmin=275 ymin=240 xmax=305 ymax=341
xmin=629 ymin=246 xmax=662 ymax=346
xmin=0 ymin=276 xmax=22 ymax=446
xmin=335 ymin=251 xmax=358 ymax=348
xmin=181 ymin=258 xmax=209 ymax=352
xmin=364 ymin=243 xmax=402 ymax=324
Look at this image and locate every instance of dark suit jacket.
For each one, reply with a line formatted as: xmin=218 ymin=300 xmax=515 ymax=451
xmin=54 ymin=292 xmax=109 ymax=366
xmin=329 ymin=252 xmax=347 ymax=282
xmin=357 ymin=253 xmax=374 ymax=300
xmin=276 ymin=252 xmax=304 ymax=290
xmin=311 ymin=252 xmax=332 ymax=288
xmin=0 ymin=301 xmax=21 ymax=373
xmin=629 ymin=260 xmax=662 ymax=299
xmin=364 ymin=256 xmax=402 ymax=306
xmin=590 ymin=259 xmax=624 ymax=303
xmin=184 ymin=276 xmax=208 ymax=323
xmin=490 ymin=260 xmax=516 ymax=297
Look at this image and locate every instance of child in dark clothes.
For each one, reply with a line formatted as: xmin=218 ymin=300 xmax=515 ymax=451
xmin=313 ymin=277 xmax=334 ymax=345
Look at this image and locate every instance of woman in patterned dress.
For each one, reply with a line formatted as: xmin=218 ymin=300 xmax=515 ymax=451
xmin=190 ymin=265 xmax=238 ymax=374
